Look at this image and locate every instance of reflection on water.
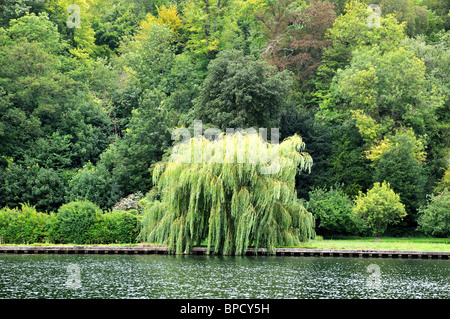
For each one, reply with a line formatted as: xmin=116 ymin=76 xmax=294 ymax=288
xmin=0 ymin=254 xmax=448 ymax=299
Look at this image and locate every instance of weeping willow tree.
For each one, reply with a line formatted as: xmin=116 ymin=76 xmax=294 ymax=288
xmin=139 ymin=131 xmax=315 ymax=255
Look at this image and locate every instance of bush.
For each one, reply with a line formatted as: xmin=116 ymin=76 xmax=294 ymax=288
xmin=85 ymin=209 xmax=141 ymax=244
xmin=57 ymin=200 xmax=103 ymax=244
xmin=103 ymin=210 xmax=141 ymax=244
xmin=307 ymin=186 xmax=361 ymax=236
xmin=417 ymin=189 xmax=449 ymax=237
xmin=353 ymin=181 xmax=407 ymax=237
xmin=0 ymin=204 xmax=57 ymax=244
xmin=0 ymin=200 xmax=141 ymax=245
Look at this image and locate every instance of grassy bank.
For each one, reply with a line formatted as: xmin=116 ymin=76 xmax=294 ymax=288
xmin=285 ymin=237 xmax=450 ymax=252
xmin=1 ymin=237 xmax=449 ymax=253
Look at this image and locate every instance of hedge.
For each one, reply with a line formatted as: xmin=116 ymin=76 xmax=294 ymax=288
xmin=0 ymin=201 xmax=141 ymax=244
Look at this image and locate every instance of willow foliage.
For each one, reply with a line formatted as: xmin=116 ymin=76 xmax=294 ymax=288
xmin=139 ymin=132 xmax=315 ymax=255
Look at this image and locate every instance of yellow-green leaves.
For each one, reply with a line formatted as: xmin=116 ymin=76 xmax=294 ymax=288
xmin=140 ymin=132 xmax=315 ymax=255
xmin=353 ymin=181 xmax=407 ymax=237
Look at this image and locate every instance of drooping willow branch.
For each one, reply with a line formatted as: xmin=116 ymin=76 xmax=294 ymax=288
xmin=139 ymin=132 xmax=315 ymax=255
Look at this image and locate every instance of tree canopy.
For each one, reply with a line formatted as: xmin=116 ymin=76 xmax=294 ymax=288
xmin=0 ymin=0 xmax=448 ymax=242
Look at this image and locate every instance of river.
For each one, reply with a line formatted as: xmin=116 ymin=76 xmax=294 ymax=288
xmin=0 ymin=254 xmax=448 ymax=299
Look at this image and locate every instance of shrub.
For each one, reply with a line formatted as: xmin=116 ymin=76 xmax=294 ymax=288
xmin=353 ymin=181 xmax=407 ymax=237
xmin=0 ymin=201 xmax=141 ymax=244
xmin=0 ymin=204 xmax=56 ymax=244
xmin=417 ymin=189 xmax=449 ymax=237
xmin=57 ymin=200 xmax=102 ymax=244
xmin=307 ymin=186 xmax=361 ymax=236
xmin=103 ymin=210 xmax=141 ymax=244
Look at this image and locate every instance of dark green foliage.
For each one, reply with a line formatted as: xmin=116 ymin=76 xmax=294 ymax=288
xmin=327 ymin=120 xmax=373 ymax=197
xmin=0 ymin=161 xmax=68 ymax=212
xmin=280 ymin=107 xmax=333 ymax=198
xmin=308 ymin=186 xmax=362 ymax=236
xmin=193 ymin=49 xmax=294 ymax=130
xmin=373 ymin=134 xmax=427 ymax=219
xmin=0 ymin=0 xmax=448 ymax=240
xmin=0 ymin=0 xmax=47 ymax=27
xmin=417 ymin=189 xmax=450 ymax=237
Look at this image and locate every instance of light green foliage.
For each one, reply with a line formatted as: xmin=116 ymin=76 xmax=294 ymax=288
xmin=401 ymin=35 xmax=450 ymax=190
xmin=45 ymin=0 xmax=98 ymax=59
xmin=314 ymin=0 xmax=406 ymax=92
xmin=417 ymin=189 xmax=450 ymax=237
xmin=351 ymin=109 xmax=385 ymax=145
xmin=326 ymin=0 xmax=406 ymax=53
xmin=324 ymin=46 xmax=443 ymax=134
xmin=434 ymin=166 xmax=450 ymax=193
xmin=0 ymin=202 xmax=141 ymax=244
xmin=182 ymin=0 xmax=240 ymax=61
xmin=7 ymin=12 xmax=65 ymax=53
xmin=118 ymin=23 xmax=176 ymax=92
xmin=100 ymin=209 xmax=141 ymax=244
xmin=353 ymin=181 xmax=407 ymax=237
xmin=140 ymin=133 xmax=315 ymax=255
xmin=57 ymin=200 xmax=102 ymax=244
xmin=0 ymin=204 xmax=57 ymax=244
xmin=366 ymin=0 xmax=445 ymax=39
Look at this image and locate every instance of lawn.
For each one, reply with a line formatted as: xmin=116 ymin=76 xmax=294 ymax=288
xmin=287 ymin=237 xmax=450 ymax=252
xmin=1 ymin=237 xmax=449 ymax=253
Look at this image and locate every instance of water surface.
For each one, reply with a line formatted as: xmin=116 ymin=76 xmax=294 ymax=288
xmin=0 ymin=254 xmax=448 ymax=299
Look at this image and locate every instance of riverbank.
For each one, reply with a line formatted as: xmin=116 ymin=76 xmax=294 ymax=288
xmin=0 ymin=246 xmax=448 ymax=259
xmin=1 ymin=237 xmax=449 ymax=252
xmin=1 ymin=239 xmax=449 ymax=259
xmin=283 ymin=237 xmax=450 ymax=252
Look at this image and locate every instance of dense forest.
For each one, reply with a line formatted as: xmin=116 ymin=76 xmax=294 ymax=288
xmin=0 ymin=0 xmax=448 ymax=245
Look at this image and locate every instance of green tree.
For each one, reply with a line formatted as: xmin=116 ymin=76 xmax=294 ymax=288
xmin=182 ymin=0 xmax=240 ymax=64
xmin=140 ymin=133 xmax=315 ymax=255
xmin=401 ymin=35 xmax=450 ymax=192
xmin=417 ymin=189 xmax=450 ymax=237
xmin=326 ymin=119 xmax=373 ymax=197
xmin=365 ymin=0 xmax=445 ymax=39
xmin=314 ymin=0 xmax=406 ymax=93
xmin=353 ymin=181 xmax=407 ymax=237
xmin=321 ymin=46 xmax=443 ymax=134
xmin=112 ymin=89 xmax=178 ymax=196
xmin=0 ymin=0 xmax=47 ymax=27
xmin=0 ymin=161 xmax=67 ymax=212
xmin=373 ymin=133 xmax=427 ymax=219
xmin=280 ymin=107 xmax=333 ymax=198
xmin=193 ymin=49 xmax=293 ymax=130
